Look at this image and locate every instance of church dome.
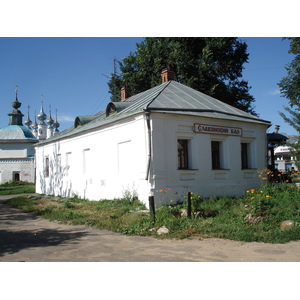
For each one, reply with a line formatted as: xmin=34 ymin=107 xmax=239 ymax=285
xmin=0 ymin=125 xmax=38 ymax=142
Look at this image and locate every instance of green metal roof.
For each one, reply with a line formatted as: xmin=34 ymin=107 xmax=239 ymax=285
xmin=36 ymin=80 xmax=271 ymax=146
xmin=119 ymin=81 xmax=271 ymax=124
xmin=0 ymin=125 xmax=38 ymax=143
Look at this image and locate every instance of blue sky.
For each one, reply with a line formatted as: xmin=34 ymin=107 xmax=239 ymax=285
xmin=0 ymin=37 xmax=297 ymax=135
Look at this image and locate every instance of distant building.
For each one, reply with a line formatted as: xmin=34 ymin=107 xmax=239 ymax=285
xmin=274 ymin=145 xmax=298 ymax=172
xmin=35 ymin=69 xmax=272 ymax=206
xmin=24 ymin=97 xmax=60 ymax=141
xmin=0 ymin=88 xmax=60 ymax=184
xmin=0 ymin=88 xmax=38 ymax=183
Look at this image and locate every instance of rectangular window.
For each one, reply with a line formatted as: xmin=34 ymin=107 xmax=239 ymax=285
xmin=211 ymin=141 xmax=221 ymax=169
xmin=45 ymin=157 xmax=50 ymax=177
xmin=178 ymin=139 xmax=189 ymax=169
xmin=65 ymin=152 xmax=71 ymax=176
xmin=55 ymin=154 xmax=61 ymax=174
xmin=241 ymin=143 xmax=249 ymax=169
xmin=83 ymin=148 xmax=90 ymax=175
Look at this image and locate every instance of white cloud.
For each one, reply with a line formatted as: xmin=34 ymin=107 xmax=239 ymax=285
xmin=270 ymin=89 xmax=281 ymax=96
xmin=58 ymin=115 xmax=75 ymax=122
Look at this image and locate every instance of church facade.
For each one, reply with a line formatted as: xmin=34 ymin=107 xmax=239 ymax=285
xmin=35 ymin=71 xmax=271 ymax=205
xmin=0 ymin=88 xmax=61 ymax=184
xmin=0 ymin=89 xmax=38 ymax=183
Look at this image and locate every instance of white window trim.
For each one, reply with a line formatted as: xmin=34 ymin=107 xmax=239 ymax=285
xmin=177 ymin=136 xmax=198 ymax=170
xmin=211 ymin=136 xmax=229 ymax=170
xmin=241 ymin=138 xmax=256 ymax=169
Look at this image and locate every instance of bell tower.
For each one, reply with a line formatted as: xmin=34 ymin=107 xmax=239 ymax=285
xmin=8 ymin=85 xmax=24 ymax=126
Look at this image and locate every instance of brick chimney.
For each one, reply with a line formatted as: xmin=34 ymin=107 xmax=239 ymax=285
xmin=120 ymin=85 xmax=131 ymax=101
xmin=161 ymin=67 xmax=174 ymax=83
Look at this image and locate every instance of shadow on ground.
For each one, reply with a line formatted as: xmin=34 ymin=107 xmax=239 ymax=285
xmin=0 ymin=228 xmax=88 ymax=256
xmin=0 ymin=206 xmax=40 ymax=224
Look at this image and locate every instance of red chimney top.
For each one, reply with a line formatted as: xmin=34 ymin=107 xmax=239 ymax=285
xmin=120 ymin=85 xmax=131 ymax=101
xmin=161 ymin=67 xmax=174 ymax=83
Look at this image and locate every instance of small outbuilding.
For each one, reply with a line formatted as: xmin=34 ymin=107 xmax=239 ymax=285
xmin=35 ymin=72 xmax=271 ymax=205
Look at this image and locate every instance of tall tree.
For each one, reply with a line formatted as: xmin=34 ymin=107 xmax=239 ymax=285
xmin=108 ymin=37 xmax=255 ymax=114
xmin=278 ymin=37 xmax=300 ymax=167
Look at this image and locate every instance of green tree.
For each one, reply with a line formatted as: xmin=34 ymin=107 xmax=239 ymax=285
xmin=278 ymin=37 xmax=300 ymax=168
xmin=108 ymin=37 xmax=255 ymax=114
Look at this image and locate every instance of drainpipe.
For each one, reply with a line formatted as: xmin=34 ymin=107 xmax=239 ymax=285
xmin=145 ymin=110 xmax=152 ymax=180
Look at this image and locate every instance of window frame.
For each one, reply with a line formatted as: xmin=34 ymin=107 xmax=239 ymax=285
xmin=240 ymin=138 xmax=256 ymax=170
xmin=241 ymin=142 xmax=249 ymax=169
xmin=82 ymin=148 xmax=90 ymax=176
xmin=211 ymin=141 xmax=221 ymax=169
xmin=44 ymin=156 xmax=50 ymax=177
xmin=177 ymin=139 xmax=189 ymax=170
xmin=65 ymin=152 xmax=71 ymax=176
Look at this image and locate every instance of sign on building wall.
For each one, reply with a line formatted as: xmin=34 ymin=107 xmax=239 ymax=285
xmin=194 ymin=123 xmax=242 ymax=136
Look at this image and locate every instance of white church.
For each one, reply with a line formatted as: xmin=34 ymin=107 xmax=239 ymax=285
xmin=34 ymin=69 xmax=272 ymax=206
xmin=0 ymin=88 xmax=60 ymax=184
xmin=0 ymin=90 xmax=38 ymax=183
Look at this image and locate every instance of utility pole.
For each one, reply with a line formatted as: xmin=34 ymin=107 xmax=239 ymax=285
xmin=102 ymin=57 xmax=127 ymax=102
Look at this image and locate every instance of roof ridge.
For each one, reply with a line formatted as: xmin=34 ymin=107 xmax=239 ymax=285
xmin=145 ymin=81 xmax=172 ymax=111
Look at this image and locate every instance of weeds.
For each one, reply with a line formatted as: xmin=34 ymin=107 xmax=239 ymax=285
xmin=0 ymin=181 xmax=35 ymax=195
xmin=3 ymin=181 xmax=300 ymax=243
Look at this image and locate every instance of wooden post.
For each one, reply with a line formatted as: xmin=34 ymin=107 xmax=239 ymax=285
xmin=149 ymin=195 xmax=155 ymax=224
xmin=187 ymin=192 xmax=192 ymax=218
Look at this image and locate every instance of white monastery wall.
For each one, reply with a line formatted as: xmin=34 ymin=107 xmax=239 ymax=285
xmin=0 ymin=143 xmax=35 ymax=158
xmin=35 ymin=114 xmax=151 ymax=202
xmin=150 ymin=112 xmax=269 ymax=205
xmin=35 ymin=110 xmax=269 ymax=207
xmin=0 ymin=143 xmax=36 ymax=183
xmin=0 ymin=158 xmax=35 ymax=183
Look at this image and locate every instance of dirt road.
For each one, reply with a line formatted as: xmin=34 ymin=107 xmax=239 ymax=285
xmin=1 ymin=195 xmax=300 ymax=262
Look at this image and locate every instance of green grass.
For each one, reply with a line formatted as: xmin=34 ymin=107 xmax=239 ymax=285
xmin=3 ymin=182 xmax=300 ymax=243
xmin=0 ymin=181 xmax=35 ymax=195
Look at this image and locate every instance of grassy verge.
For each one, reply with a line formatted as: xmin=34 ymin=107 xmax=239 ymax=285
xmin=4 ymin=183 xmax=300 ymax=243
xmin=0 ymin=181 xmax=35 ymax=195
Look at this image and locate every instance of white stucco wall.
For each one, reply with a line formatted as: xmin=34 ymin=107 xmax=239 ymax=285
xmin=35 ymin=111 xmax=269 ymax=207
xmin=35 ymin=114 xmax=151 ymax=203
xmin=149 ymin=112 xmax=269 ymax=205
xmin=0 ymin=143 xmax=35 ymax=158
xmin=0 ymin=158 xmax=35 ymax=183
xmin=0 ymin=142 xmax=36 ymax=183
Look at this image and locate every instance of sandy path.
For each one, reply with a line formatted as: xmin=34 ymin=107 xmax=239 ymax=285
xmin=1 ymin=195 xmax=300 ymax=262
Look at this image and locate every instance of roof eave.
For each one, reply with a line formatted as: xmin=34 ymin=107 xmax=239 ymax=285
xmin=147 ymin=108 xmax=271 ymax=125
xmin=34 ymin=110 xmax=143 ymax=147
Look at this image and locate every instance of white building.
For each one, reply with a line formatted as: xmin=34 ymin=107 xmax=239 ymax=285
xmin=24 ymin=100 xmax=60 ymax=141
xmin=35 ymin=71 xmax=271 ymax=206
xmin=274 ymin=145 xmax=298 ymax=172
xmin=0 ymin=89 xmax=38 ymax=183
